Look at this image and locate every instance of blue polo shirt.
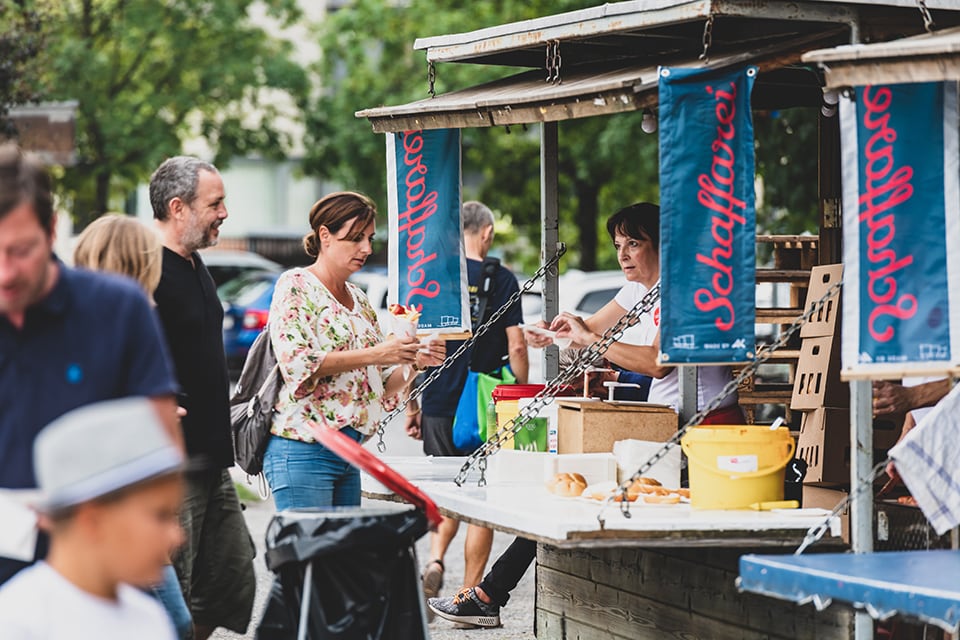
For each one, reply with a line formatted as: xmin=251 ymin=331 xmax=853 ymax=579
xmin=0 ymin=261 xmax=178 ymax=489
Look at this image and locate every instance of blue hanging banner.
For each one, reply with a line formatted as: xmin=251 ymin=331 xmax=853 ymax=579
xmin=840 ymin=82 xmax=960 ymax=377
xmin=658 ymin=65 xmax=757 ymax=364
xmin=386 ymin=129 xmax=470 ymax=335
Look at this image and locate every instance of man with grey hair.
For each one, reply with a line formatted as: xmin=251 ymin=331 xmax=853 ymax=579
xmin=150 ymin=156 xmax=255 ymax=639
xmin=405 ymin=200 xmax=528 ymax=617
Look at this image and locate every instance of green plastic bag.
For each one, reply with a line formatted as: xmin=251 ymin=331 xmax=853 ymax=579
xmin=476 ymin=366 xmax=516 ymax=442
xmin=452 ymin=365 xmax=516 ymax=451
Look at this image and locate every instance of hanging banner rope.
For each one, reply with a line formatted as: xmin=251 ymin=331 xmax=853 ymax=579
xmin=658 ymin=65 xmax=758 ymax=365
xmin=840 ymin=82 xmax=960 ymax=378
xmin=386 ymin=129 xmax=471 ymax=338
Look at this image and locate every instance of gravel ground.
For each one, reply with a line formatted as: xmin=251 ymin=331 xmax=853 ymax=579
xmin=212 ymin=420 xmax=535 ymax=640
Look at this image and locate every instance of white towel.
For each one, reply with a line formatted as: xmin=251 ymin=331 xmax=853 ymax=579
xmin=889 ymin=382 xmax=960 ymax=536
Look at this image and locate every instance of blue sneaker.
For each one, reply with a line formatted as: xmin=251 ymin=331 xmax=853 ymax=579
xmin=428 ymin=587 xmax=501 ymax=628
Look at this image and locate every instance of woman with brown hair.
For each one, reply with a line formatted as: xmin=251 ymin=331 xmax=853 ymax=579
xmin=265 ymin=191 xmax=444 ymax=509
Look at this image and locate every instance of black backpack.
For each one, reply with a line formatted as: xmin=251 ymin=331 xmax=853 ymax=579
xmin=230 ymin=326 xmax=281 ymax=476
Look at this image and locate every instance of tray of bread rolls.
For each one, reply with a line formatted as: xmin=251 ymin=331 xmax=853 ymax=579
xmin=545 ymin=472 xmax=690 ymax=505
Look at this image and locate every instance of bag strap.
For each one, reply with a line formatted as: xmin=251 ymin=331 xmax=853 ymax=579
xmin=474 ymin=257 xmax=500 ymax=328
xmin=255 ymin=363 xmax=281 ymax=401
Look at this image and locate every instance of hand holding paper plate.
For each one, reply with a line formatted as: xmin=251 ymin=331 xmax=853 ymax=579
xmin=520 ymin=324 xmax=572 ymax=349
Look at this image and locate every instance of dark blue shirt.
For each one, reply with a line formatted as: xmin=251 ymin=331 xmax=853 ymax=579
xmin=421 ymin=258 xmax=523 ymax=417
xmin=0 ymin=262 xmax=178 ymax=489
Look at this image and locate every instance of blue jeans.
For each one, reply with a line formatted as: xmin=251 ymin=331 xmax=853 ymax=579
xmin=263 ymin=429 xmax=364 ymax=510
xmin=152 ymin=564 xmax=192 ymax=639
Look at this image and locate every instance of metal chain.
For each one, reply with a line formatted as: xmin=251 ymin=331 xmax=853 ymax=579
xmin=596 ymin=278 xmax=844 ymax=526
xmin=370 ymin=243 xmax=567 ymax=452
xmin=794 ymin=459 xmax=889 ymax=555
xmin=699 ymin=14 xmax=714 ymax=62
xmin=427 ymin=59 xmax=437 ymax=98
xmin=455 ymin=283 xmax=662 ymax=486
xmin=916 ymin=0 xmax=935 ymax=33
xmin=545 ymin=40 xmax=562 ymax=84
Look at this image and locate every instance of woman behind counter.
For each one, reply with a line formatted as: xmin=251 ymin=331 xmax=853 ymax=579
xmin=531 ymin=201 xmax=743 ymax=423
xmin=266 ymin=191 xmax=444 ymax=509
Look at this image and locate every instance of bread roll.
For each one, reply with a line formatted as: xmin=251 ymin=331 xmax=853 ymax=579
xmin=626 ymin=476 xmax=663 ymax=498
xmin=643 ymin=494 xmax=681 ymax=504
xmin=546 ymin=472 xmax=587 ymax=497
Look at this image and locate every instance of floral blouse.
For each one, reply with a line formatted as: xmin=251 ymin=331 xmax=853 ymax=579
xmin=269 ymin=268 xmax=399 ymax=442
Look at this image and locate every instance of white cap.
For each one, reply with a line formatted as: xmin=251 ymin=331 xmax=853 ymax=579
xmin=33 ymin=397 xmax=183 ymax=513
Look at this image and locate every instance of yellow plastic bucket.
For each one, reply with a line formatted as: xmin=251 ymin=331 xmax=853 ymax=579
xmin=680 ymin=425 xmax=795 ymax=509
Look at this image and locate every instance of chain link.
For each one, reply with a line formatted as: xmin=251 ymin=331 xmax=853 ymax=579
xmin=427 ymin=59 xmax=437 ymax=98
xmin=916 ymin=0 xmax=935 ymax=33
xmin=699 ymin=14 xmax=714 ymax=62
xmin=370 ymin=244 xmax=567 ymax=452
xmin=454 ymin=283 xmax=661 ymax=486
xmin=545 ymin=40 xmax=562 ymax=84
xmin=596 ymin=279 xmax=844 ymax=526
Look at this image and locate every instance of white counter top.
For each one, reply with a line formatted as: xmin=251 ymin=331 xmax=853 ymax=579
xmin=361 ymin=456 xmax=842 ymax=549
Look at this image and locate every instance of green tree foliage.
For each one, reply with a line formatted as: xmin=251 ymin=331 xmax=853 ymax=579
xmin=753 ymin=107 xmax=820 ymax=235
xmin=35 ymin=0 xmax=308 ymax=228
xmin=0 ymin=1 xmax=45 ymax=136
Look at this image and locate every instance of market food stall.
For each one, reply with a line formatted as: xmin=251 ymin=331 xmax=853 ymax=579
xmin=737 ymin=25 xmax=960 ymax=637
xmin=356 ymin=2 xmax=960 ymax=638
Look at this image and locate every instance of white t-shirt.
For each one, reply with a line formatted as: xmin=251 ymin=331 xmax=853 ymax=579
xmin=0 ymin=562 xmax=176 ymax=640
xmin=614 ymin=281 xmax=737 ymax=411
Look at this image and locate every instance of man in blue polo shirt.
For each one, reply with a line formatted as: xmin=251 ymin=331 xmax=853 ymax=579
xmin=0 ymin=144 xmax=180 ymax=584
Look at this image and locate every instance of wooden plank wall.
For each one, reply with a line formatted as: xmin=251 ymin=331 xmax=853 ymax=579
xmin=536 ymin=545 xmax=853 ymax=639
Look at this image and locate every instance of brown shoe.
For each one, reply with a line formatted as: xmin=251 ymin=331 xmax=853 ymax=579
xmin=421 ymin=559 xmax=444 ymax=622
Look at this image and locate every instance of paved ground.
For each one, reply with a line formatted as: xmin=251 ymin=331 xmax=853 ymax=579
xmin=212 ymin=419 xmax=535 ymax=639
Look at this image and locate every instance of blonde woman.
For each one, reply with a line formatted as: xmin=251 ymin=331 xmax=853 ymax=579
xmin=74 ymin=214 xmax=162 ymax=300
xmin=72 ymin=213 xmax=191 ymax=640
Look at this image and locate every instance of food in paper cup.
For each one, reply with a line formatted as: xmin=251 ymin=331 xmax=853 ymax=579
xmin=388 ymin=303 xmax=420 ymax=338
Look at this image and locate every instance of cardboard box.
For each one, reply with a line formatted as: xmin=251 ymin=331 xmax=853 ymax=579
xmin=797 ymin=407 xmax=901 ymax=485
xmin=791 ymin=333 xmax=849 ymax=409
xmin=557 ymin=400 xmax=677 ymax=453
xmin=800 ymin=264 xmax=843 ymax=338
xmin=801 ymin=485 xmax=850 ymax=543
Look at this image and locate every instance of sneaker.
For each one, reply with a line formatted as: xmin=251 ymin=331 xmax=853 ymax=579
xmin=429 ymin=587 xmax=501 ymax=628
xmin=421 ymin=560 xmax=444 ymax=622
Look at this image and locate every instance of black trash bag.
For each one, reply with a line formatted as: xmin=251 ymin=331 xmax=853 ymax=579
xmin=256 ymin=506 xmax=430 ymax=640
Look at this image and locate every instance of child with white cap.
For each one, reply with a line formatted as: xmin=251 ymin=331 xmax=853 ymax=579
xmin=0 ymin=397 xmax=185 ymax=639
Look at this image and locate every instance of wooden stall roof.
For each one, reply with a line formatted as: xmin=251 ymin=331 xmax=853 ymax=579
xmin=803 ymin=25 xmax=960 ymax=86
xmin=357 ymin=0 xmax=960 ymax=132
xmin=357 ymin=31 xmax=842 ymax=133
xmin=412 ymin=0 xmax=957 ymax=68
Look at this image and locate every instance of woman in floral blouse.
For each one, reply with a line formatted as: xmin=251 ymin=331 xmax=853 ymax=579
xmin=266 ymin=191 xmax=445 ymax=509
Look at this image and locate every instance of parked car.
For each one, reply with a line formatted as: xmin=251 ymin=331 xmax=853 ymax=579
xmin=220 ymin=269 xmax=279 ymax=374
xmin=521 ymin=269 xmax=625 ymax=325
xmin=200 ymin=249 xmax=281 ymax=287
